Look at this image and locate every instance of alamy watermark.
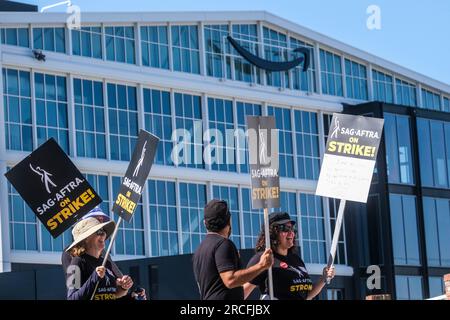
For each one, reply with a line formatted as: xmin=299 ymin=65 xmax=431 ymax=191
xmin=366 ymin=265 xmax=381 ymax=290
xmin=41 ymin=1 xmax=81 ymax=30
xmin=170 ymin=121 xmax=279 ymax=169
xmin=366 ymin=5 xmax=381 ymax=30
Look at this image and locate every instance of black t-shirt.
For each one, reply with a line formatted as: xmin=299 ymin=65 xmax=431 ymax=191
xmin=66 ymin=253 xmax=119 ymax=300
xmin=192 ymin=233 xmax=244 ymax=300
xmin=247 ymin=251 xmax=312 ymax=300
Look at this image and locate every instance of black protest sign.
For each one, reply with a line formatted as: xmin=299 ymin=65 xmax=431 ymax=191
xmin=247 ymin=116 xmax=280 ymax=209
xmin=4 ymin=138 xmax=101 ymax=238
xmin=113 ymin=130 xmax=159 ymax=221
xmin=316 ymin=113 xmax=384 ymax=203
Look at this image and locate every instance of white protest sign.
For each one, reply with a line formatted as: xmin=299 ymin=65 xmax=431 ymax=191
xmin=316 ymin=113 xmax=384 ymax=203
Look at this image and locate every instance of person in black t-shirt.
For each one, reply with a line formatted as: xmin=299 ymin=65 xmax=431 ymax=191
xmin=65 ymin=215 xmax=134 ymax=300
xmin=244 ymin=212 xmax=335 ymax=300
xmin=192 ymin=199 xmax=273 ymax=300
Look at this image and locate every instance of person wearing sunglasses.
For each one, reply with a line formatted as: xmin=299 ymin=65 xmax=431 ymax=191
xmin=192 ymin=199 xmax=273 ymax=300
xmin=61 ymin=206 xmax=119 ymax=275
xmin=244 ymin=212 xmax=335 ymax=300
xmin=64 ymin=209 xmax=133 ymax=300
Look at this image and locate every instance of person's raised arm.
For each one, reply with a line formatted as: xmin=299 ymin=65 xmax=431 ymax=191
xmin=219 ymin=248 xmax=273 ymax=289
xmin=307 ymin=266 xmax=335 ymax=300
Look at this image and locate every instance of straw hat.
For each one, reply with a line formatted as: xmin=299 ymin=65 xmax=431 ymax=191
xmin=65 ymin=217 xmax=115 ymax=252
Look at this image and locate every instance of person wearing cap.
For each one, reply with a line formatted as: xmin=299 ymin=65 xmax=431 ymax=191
xmin=244 ymin=212 xmax=335 ymax=300
xmin=65 ymin=214 xmax=134 ymax=300
xmin=192 ymin=199 xmax=273 ymax=300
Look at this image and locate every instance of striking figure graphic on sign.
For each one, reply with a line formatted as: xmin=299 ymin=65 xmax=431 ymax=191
xmin=133 ymin=141 xmax=147 ymax=177
xmin=29 ymin=164 xmax=57 ymax=193
xmin=259 ymin=125 xmax=267 ymax=165
xmin=330 ymin=117 xmax=340 ymax=139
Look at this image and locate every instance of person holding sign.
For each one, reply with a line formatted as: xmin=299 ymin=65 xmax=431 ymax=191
xmin=61 ymin=206 xmax=121 ymax=276
xmin=192 ymin=199 xmax=273 ymax=300
xmin=65 ymin=217 xmax=133 ymax=300
xmin=244 ymin=212 xmax=335 ymax=300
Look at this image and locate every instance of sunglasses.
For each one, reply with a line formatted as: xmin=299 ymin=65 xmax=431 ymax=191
xmin=277 ymin=224 xmax=296 ymax=233
xmin=95 ymin=229 xmax=106 ymax=236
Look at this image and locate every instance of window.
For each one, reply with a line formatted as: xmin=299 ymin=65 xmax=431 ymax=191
xmin=443 ymin=97 xmax=450 ymax=113
xmin=85 ymin=174 xmax=110 ymax=216
xmin=74 ymin=78 xmax=106 ymax=159
xmin=208 ymin=97 xmax=236 ymax=172
xmin=319 ymin=49 xmax=343 ymax=96
xmin=268 ymin=106 xmax=294 ymax=177
xmin=105 ymin=26 xmax=135 ymax=64
xmin=8 ymin=181 xmax=38 ymax=251
xmin=345 ymin=59 xmax=367 ymax=100
xmin=180 ymin=182 xmax=207 ymax=254
xmin=41 ymin=224 xmax=73 ymax=252
xmin=395 ymin=276 xmax=423 ymax=300
xmin=72 ymin=26 xmax=102 ymax=59
xmin=372 ymin=69 xmax=393 ymax=103
xmin=2 ymin=68 xmax=32 ymax=151
xmin=236 ymin=101 xmax=262 ymax=173
xmin=34 ymin=72 xmax=69 ymax=153
xmin=232 ymin=24 xmax=260 ymax=84
xmin=107 ymin=83 xmax=138 ymax=161
xmin=143 ymin=88 xmax=173 ymax=165
xmin=148 ymin=179 xmax=178 ymax=257
xmin=1 ymin=27 xmax=29 ymax=47
xmin=417 ymin=118 xmax=450 ymax=188
xmin=204 ymin=24 xmax=231 ymax=79
xmin=174 ymin=92 xmax=203 ymax=169
xmin=204 ymin=24 xmax=260 ymax=84
xmin=112 ymin=176 xmax=144 ymax=256
xmin=279 ymin=192 xmax=298 ymax=217
xmin=423 ymin=197 xmax=450 ymax=267
xmin=141 ymin=26 xmax=169 ymax=69
xmin=213 ymin=185 xmax=241 ymax=248
xmin=263 ymin=27 xmax=289 ymax=88
xmin=389 ymin=194 xmax=420 ymax=266
xmin=421 ymin=88 xmax=441 ymax=111
xmin=429 ymin=277 xmax=445 ymax=298
xmin=395 ymin=78 xmax=416 ymax=107
xmin=290 ymin=37 xmax=315 ymax=92
xmin=294 ymin=110 xmax=320 ymax=180
xmin=328 ymin=198 xmax=347 ymax=265
xmin=33 ymin=27 xmax=65 ymax=53
xmin=384 ymin=113 xmax=414 ymax=185
xmin=171 ymin=25 xmax=200 ymax=74
xmin=241 ymin=188 xmax=264 ymax=249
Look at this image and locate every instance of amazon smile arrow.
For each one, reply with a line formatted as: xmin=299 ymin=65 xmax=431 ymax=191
xmin=227 ymin=35 xmax=310 ymax=72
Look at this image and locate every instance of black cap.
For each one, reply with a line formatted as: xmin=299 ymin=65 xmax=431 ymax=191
xmin=204 ymin=199 xmax=231 ymax=229
xmin=269 ymin=212 xmax=296 ymax=226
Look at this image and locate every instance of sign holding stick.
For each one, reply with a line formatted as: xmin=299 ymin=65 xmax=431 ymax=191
xmin=4 ymin=138 xmax=102 ymax=238
xmin=316 ymin=113 xmax=384 ymax=282
xmin=247 ymin=116 xmax=280 ymax=300
xmin=91 ymin=129 xmax=159 ymax=299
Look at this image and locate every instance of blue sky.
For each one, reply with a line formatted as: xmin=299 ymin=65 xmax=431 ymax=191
xmin=22 ymin=0 xmax=450 ymax=85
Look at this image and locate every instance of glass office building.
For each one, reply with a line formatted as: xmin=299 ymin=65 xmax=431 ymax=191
xmin=0 ymin=9 xmax=449 ymax=299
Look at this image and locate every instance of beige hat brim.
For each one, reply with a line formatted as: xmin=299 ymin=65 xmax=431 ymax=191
xmin=65 ymin=220 xmax=116 ymax=252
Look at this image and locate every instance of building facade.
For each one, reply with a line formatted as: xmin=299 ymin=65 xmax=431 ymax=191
xmin=0 ymin=8 xmax=449 ymax=299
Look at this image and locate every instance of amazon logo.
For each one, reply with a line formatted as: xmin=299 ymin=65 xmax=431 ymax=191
xmin=227 ymin=36 xmax=310 ymax=72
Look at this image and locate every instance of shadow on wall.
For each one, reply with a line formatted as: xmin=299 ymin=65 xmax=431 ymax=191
xmin=0 ymin=249 xmax=257 ymax=300
xmin=0 ymin=267 xmax=66 ymax=299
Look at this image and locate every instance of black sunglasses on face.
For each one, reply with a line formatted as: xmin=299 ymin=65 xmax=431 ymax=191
xmin=278 ymin=224 xmax=296 ymax=233
xmin=95 ymin=229 xmax=106 ymax=236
